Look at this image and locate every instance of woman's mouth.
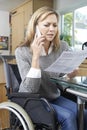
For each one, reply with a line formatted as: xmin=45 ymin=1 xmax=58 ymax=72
xmin=47 ymin=34 xmax=54 ymax=38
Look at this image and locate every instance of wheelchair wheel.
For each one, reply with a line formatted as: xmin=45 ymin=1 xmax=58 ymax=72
xmin=0 ymin=101 xmax=34 ymax=130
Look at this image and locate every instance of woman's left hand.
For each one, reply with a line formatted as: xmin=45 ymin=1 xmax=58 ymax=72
xmin=67 ymin=68 xmax=79 ymax=79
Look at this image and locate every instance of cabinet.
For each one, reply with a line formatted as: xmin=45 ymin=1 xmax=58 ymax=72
xmin=0 ymin=62 xmax=9 ymax=129
xmin=10 ymin=0 xmax=53 ymax=54
xmin=0 ymin=83 xmax=10 ymax=129
xmin=11 ymin=9 xmax=24 ymax=54
xmin=0 ymin=59 xmax=16 ymax=129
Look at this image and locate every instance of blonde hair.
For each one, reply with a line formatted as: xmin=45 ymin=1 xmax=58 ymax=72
xmin=21 ymin=6 xmax=60 ymax=50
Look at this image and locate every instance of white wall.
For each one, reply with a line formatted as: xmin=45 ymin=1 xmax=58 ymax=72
xmin=0 ymin=11 xmax=10 ymax=36
xmin=54 ymin=0 xmax=87 ymax=13
xmin=0 ymin=11 xmax=10 ymax=55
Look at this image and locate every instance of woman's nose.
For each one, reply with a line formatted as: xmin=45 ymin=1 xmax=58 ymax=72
xmin=49 ymin=25 xmax=55 ymax=31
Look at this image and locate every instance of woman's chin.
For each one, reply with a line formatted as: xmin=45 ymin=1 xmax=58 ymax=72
xmin=46 ymin=38 xmax=54 ymax=42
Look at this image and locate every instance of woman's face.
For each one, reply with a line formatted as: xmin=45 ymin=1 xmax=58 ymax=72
xmin=37 ymin=14 xmax=58 ymax=42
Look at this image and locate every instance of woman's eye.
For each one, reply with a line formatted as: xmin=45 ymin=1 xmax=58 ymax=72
xmin=44 ymin=24 xmax=49 ymax=27
xmin=44 ymin=24 xmax=57 ymax=27
xmin=53 ymin=24 xmax=57 ymax=27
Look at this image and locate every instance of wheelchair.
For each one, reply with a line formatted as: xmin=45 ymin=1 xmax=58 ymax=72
xmin=0 ymin=101 xmax=34 ymax=130
xmin=0 ymin=55 xmax=60 ymax=130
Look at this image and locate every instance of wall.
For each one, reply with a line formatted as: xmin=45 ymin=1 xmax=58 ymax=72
xmin=0 ymin=11 xmax=10 ymax=36
xmin=0 ymin=11 xmax=10 ymax=55
xmin=54 ymin=0 xmax=87 ymax=13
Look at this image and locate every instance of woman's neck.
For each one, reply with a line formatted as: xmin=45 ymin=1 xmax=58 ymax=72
xmin=43 ymin=41 xmax=51 ymax=54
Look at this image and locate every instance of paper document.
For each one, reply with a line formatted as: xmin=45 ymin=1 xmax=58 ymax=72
xmin=45 ymin=50 xmax=87 ymax=74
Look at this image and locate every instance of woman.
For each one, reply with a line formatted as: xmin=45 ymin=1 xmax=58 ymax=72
xmin=15 ymin=6 xmax=87 ymax=130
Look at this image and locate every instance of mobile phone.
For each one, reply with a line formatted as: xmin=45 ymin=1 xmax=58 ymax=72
xmin=36 ymin=26 xmax=41 ymax=37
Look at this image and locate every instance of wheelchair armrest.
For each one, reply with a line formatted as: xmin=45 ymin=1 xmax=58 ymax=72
xmin=7 ymin=92 xmax=40 ymax=99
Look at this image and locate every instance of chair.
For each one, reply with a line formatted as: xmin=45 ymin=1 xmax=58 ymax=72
xmin=82 ymin=42 xmax=87 ymax=50
xmin=0 ymin=55 xmax=59 ymax=130
xmin=76 ymin=42 xmax=87 ymax=76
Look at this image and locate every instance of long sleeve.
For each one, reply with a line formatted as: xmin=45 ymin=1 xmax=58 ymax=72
xmin=15 ymin=47 xmax=41 ymax=93
xmin=26 ymin=67 xmax=41 ymax=78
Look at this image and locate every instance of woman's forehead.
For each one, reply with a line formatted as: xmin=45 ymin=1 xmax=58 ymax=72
xmin=38 ymin=14 xmax=58 ymax=22
xmin=38 ymin=14 xmax=58 ymax=23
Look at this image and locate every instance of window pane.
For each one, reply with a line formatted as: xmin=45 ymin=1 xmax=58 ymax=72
xmin=74 ymin=6 xmax=87 ymax=50
xmin=61 ymin=13 xmax=73 ymax=47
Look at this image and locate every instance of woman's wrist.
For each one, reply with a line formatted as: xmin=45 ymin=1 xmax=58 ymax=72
xmin=32 ymin=56 xmax=40 ymax=69
xmin=63 ymin=74 xmax=70 ymax=80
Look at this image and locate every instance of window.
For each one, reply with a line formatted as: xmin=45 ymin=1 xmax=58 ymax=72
xmin=61 ymin=6 xmax=87 ymax=50
xmin=61 ymin=12 xmax=73 ymax=47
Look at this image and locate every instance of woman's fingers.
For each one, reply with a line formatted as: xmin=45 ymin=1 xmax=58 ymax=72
xmin=31 ymin=35 xmax=45 ymax=57
xmin=32 ymin=34 xmax=45 ymax=46
xmin=67 ymin=68 xmax=79 ymax=79
xmin=36 ymin=35 xmax=45 ymax=46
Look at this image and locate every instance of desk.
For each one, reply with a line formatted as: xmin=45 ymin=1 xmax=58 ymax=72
xmin=51 ymin=76 xmax=87 ymax=130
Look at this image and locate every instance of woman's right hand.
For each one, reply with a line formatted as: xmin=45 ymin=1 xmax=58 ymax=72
xmin=31 ymin=34 xmax=45 ymax=68
xmin=31 ymin=34 xmax=45 ymax=58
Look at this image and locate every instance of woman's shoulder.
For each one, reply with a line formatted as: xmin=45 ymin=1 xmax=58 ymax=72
xmin=60 ymin=40 xmax=69 ymax=46
xmin=60 ymin=40 xmax=69 ymax=50
xmin=15 ymin=46 xmax=29 ymax=54
xmin=15 ymin=46 xmax=31 ymax=58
